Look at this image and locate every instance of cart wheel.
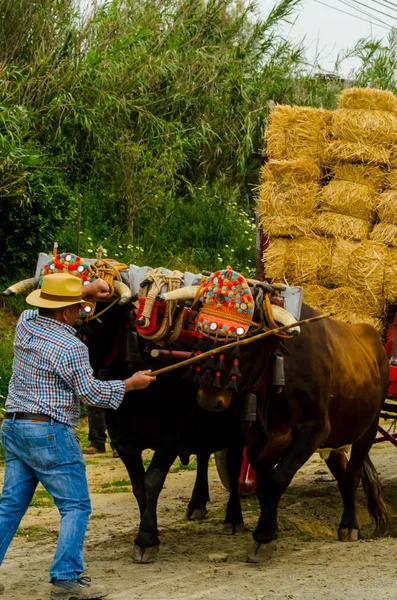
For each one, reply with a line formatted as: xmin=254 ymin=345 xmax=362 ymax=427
xmin=214 ymin=448 xmax=257 ymax=497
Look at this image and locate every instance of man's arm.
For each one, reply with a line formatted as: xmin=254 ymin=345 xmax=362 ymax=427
xmin=59 ymin=343 xmax=155 ymax=410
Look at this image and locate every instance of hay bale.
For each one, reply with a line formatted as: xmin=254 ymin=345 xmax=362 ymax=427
xmin=302 ymin=284 xmax=330 ymax=312
xmin=390 ymin=151 xmax=397 ymax=169
xmin=260 ymin=158 xmax=321 ymax=184
xmin=263 ymin=238 xmax=289 ymax=282
xmin=314 ymin=211 xmax=370 ymax=241
xmin=328 ymin=287 xmax=385 ymax=317
xmin=286 ymin=237 xmax=333 ymax=285
xmin=325 ymin=140 xmax=390 ymax=166
xmin=370 ymin=191 xmax=397 ymax=245
xmin=386 ymin=169 xmax=397 ymax=190
xmin=331 ymin=163 xmax=385 ymax=191
xmin=319 ymin=180 xmax=377 ymax=221
xmin=303 ymin=284 xmax=385 ymax=332
xmin=258 ymin=181 xmax=320 ymax=218
xmin=332 ymin=109 xmax=397 ymax=147
xmin=338 ymin=87 xmax=397 ymax=113
xmin=370 ymin=223 xmax=397 ymax=246
xmin=260 ymin=214 xmax=315 ymax=238
xmin=326 ymin=239 xmax=388 ymax=295
xmin=375 ymin=190 xmax=397 ymax=224
xmin=266 ymin=105 xmax=331 ymax=161
xmin=263 ymin=237 xmax=332 ymax=284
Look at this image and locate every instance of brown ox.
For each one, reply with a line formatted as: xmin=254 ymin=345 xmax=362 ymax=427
xmin=197 ymin=302 xmax=390 ymax=562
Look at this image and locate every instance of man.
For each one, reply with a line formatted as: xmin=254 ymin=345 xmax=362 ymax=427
xmin=0 ymin=273 xmax=155 ymax=599
xmin=83 ymin=406 xmax=110 ymax=455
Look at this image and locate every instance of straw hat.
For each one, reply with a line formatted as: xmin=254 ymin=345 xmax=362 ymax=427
xmin=26 ymin=273 xmax=83 ymax=309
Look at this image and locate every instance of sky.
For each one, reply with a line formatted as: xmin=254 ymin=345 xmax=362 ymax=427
xmin=257 ymin=0 xmax=392 ymax=76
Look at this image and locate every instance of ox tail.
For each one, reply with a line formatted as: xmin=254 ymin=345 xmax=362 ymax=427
xmin=361 ymin=454 xmax=391 ymax=536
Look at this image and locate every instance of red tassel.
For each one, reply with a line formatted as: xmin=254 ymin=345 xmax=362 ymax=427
xmin=193 ymin=366 xmax=202 ymax=384
xmin=230 ymin=358 xmax=241 ymax=377
xmin=214 ymin=371 xmax=221 ymax=388
xmin=200 ymin=370 xmax=213 ymax=386
xmin=216 ymin=353 xmax=225 ymax=372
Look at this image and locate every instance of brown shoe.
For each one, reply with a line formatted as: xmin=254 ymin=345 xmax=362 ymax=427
xmin=51 ymin=577 xmax=107 ymax=599
xmin=83 ymin=446 xmax=106 ymax=455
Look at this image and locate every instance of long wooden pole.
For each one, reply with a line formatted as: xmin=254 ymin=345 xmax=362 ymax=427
xmin=149 ymin=312 xmax=332 ymax=377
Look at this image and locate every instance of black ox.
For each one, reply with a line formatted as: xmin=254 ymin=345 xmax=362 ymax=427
xmin=82 ymin=304 xmax=246 ymax=563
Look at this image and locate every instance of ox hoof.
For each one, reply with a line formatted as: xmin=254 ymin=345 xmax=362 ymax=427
xmin=338 ymin=528 xmax=359 ymax=542
xmin=132 ymin=543 xmax=159 ymax=563
xmin=223 ymin=522 xmax=244 ymax=535
xmin=246 ymin=540 xmax=277 ymax=563
xmin=186 ymin=507 xmax=207 ymax=521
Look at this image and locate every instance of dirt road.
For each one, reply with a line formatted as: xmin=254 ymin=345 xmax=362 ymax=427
xmin=2 ymin=441 xmax=397 ymax=600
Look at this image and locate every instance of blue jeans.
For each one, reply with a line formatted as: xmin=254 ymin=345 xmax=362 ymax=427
xmin=0 ymin=417 xmax=91 ymax=580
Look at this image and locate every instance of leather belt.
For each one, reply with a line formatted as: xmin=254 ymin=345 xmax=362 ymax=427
xmin=5 ymin=412 xmax=52 ymax=422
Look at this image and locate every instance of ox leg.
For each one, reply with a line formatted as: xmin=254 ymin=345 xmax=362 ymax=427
xmin=248 ymin=422 xmax=327 ymax=563
xmin=325 ymin=450 xmax=360 ymax=541
xmin=133 ymin=449 xmax=178 ymax=564
xmin=187 ymin=453 xmax=210 ymax=521
xmin=334 ymin=419 xmax=387 ymax=542
xmin=118 ymin=451 xmax=147 ymax=518
xmin=223 ymin=444 xmax=244 ymax=535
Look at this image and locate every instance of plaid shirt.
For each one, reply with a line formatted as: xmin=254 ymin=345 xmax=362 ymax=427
xmin=6 ymin=310 xmax=125 ymax=427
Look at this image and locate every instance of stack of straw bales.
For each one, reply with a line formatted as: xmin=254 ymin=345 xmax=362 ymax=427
xmin=261 ymin=88 xmax=397 ymax=336
xmin=260 ymin=105 xmax=332 ymax=285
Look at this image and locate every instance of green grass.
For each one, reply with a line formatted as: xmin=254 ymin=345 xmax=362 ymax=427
xmin=98 ymin=479 xmax=131 ymax=493
xmin=30 ymin=489 xmax=54 ymax=508
xmin=15 ymin=525 xmax=57 ymax=539
xmin=170 ymin=456 xmax=198 ymax=473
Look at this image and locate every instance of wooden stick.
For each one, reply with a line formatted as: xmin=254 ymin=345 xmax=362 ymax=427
xmin=149 ymin=312 xmax=332 ymax=377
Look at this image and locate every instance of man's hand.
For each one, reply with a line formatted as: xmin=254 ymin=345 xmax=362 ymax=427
xmin=124 ymin=370 xmax=156 ymax=392
xmin=82 ymin=279 xmax=110 ymax=300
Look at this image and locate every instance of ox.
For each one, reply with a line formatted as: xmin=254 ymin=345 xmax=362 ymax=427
xmin=80 ymin=303 xmax=247 ymax=563
xmin=193 ymin=301 xmax=390 ymax=562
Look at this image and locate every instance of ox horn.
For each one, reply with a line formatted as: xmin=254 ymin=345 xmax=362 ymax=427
xmin=270 ymin=305 xmax=301 ymax=336
xmin=3 ymin=277 xmax=39 ymax=296
xmin=158 ymin=285 xmax=200 ymax=302
xmin=113 ymin=280 xmax=132 ymax=306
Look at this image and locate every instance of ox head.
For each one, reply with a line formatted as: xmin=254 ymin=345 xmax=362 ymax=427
xmin=163 ymin=269 xmax=300 ymax=413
